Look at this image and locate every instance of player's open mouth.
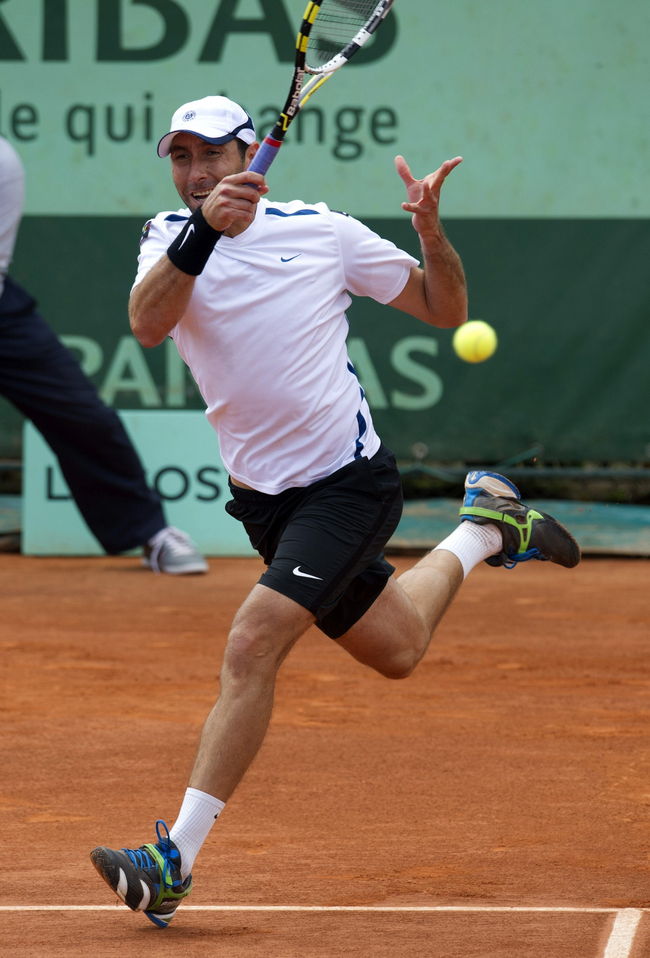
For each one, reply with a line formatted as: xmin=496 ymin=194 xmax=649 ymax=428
xmin=191 ymin=190 xmax=212 ymax=204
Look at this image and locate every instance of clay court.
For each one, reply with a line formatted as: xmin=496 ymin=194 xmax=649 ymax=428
xmin=2 ymin=553 xmax=649 ymax=957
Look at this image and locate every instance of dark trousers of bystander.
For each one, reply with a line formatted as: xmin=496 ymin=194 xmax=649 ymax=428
xmin=0 ymin=275 xmax=165 ymax=554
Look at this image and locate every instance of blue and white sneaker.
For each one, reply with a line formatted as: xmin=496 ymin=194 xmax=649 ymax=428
xmin=90 ymin=820 xmax=192 ymax=928
xmin=459 ymin=470 xmax=581 ymax=569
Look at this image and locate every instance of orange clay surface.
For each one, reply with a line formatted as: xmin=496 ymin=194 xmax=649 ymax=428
xmin=1 ymin=554 xmax=649 ymax=957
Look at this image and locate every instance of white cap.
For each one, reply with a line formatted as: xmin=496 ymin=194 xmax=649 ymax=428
xmin=157 ymin=96 xmax=256 ymax=157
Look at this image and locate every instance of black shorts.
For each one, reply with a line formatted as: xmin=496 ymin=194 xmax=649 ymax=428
xmin=225 ymin=444 xmax=403 ymax=639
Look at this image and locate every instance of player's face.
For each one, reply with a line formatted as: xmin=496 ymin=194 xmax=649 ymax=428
xmin=169 ymin=134 xmax=248 ymax=211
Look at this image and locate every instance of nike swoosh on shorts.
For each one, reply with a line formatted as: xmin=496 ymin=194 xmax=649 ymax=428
xmin=292 ymin=566 xmax=323 ymax=580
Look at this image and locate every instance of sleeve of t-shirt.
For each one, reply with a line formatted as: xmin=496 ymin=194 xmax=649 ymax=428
xmin=131 ymin=211 xmax=187 ymax=289
xmin=329 ymin=209 xmax=419 ymax=304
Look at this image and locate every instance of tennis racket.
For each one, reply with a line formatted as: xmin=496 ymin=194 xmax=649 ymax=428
xmin=248 ymin=0 xmax=396 ymax=176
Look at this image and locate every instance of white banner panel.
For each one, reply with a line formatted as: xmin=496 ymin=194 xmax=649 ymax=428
xmin=0 ymin=0 xmax=647 ymax=217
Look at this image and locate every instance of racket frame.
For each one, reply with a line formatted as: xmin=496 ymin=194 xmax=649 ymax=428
xmin=248 ymin=0 xmax=396 ymax=176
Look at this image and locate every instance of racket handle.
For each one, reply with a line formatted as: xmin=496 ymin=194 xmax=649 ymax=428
xmin=248 ymin=136 xmax=283 ymax=176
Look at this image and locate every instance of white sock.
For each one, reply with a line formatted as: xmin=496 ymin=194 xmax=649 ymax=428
xmin=434 ymin=521 xmax=503 ymax=578
xmin=170 ymin=788 xmax=225 ymax=879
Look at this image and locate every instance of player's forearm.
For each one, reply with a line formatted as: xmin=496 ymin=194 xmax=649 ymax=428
xmin=419 ymin=227 xmax=467 ymax=329
xmin=129 ymin=256 xmax=195 ymax=347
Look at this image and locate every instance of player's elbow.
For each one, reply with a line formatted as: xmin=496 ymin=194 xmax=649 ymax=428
xmin=128 ymin=292 xmax=168 ymax=347
xmin=132 ymin=324 xmax=166 ymax=349
xmin=436 ymin=300 xmax=468 ymax=329
xmin=129 ymin=310 xmax=167 ymax=348
xmin=423 ymin=294 xmax=468 ymax=330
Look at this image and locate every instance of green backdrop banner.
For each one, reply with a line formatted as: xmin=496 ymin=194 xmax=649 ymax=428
xmin=1 ymin=2 xmax=648 ymax=465
xmin=3 ymin=215 xmax=649 ymax=464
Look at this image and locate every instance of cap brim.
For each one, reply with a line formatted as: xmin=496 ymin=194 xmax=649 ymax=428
xmin=157 ymin=129 xmax=239 ymax=158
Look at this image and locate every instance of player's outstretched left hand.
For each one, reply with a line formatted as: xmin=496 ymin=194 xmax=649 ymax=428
xmin=395 ymin=154 xmax=462 ymax=239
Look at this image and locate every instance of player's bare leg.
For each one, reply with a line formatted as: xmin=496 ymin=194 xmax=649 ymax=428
xmin=90 ymin=585 xmax=315 ymax=923
xmin=189 ymin=584 xmax=315 ymax=801
xmin=336 ymin=547 xmax=468 ymax=677
xmin=338 ymin=469 xmax=580 ymax=677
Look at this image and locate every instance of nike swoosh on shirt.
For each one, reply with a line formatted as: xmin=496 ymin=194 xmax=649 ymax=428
xmin=178 ymin=223 xmax=195 ymax=249
xmin=281 ymin=254 xmax=302 ymax=262
xmin=292 ymin=566 xmax=323 ymax=580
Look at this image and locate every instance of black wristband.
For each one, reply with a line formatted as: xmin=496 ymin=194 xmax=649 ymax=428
xmin=166 ymin=208 xmax=222 ymax=275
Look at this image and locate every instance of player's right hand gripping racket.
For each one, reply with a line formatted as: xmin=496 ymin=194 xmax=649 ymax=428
xmin=248 ymin=0 xmax=396 ymax=177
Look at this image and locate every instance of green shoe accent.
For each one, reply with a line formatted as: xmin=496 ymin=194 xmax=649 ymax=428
xmin=459 ymin=504 xmax=545 ymax=554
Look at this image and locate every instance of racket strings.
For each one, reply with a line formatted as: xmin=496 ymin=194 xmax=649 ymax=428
xmin=308 ymin=0 xmax=379 ymax=67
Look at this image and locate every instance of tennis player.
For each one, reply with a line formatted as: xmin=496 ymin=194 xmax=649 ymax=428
xmin=90 ymin=96 xmax=580 ymax=926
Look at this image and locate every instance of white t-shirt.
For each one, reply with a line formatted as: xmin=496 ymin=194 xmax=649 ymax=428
xmin=134 ymin=198 xmax=417 ymax=494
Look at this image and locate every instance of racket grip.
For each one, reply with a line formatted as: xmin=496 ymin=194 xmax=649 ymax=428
xmin=248 ymin=136 xmax=283 ymax=176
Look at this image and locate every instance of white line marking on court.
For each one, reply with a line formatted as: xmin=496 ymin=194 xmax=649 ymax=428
xmin=602 ymin=909 xmax=643 ymax=958
xmin=0 ymin=904 xmax=644 ymax=914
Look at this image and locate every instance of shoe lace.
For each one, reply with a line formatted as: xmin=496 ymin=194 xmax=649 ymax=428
xmin=504 ymin=546 xmax=545 ymax=569
xmin=147 ymin=527 xmax=195 ymax=573
xmin=122 ymin=820 xmax=176 ymax=883
xmin=154 ymin=818 xmax=174 ymax=854
xmin=124 ymin=845 xmax=155 ymax=869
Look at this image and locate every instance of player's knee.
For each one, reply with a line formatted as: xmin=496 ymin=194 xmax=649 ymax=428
xmin=221 ymin=624 xmax=283 ymax=683
xmin=375 ymin=649 xmax=418 ymax=681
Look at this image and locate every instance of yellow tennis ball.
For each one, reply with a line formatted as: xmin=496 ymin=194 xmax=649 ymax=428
xmin=452 ymin=320 xmax=498 ymax=363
